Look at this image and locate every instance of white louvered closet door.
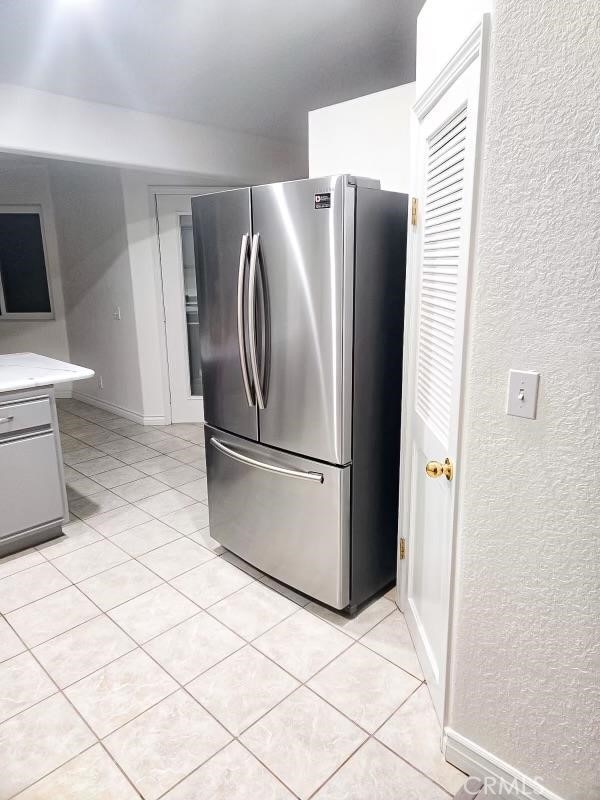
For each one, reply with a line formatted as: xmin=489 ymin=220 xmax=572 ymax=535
xmin=399 ymin=45 xmax=487 ymax=723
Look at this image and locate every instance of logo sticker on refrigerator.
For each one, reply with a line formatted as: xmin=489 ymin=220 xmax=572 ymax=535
xmin=314 ymin=193 xmax=331 ymax=209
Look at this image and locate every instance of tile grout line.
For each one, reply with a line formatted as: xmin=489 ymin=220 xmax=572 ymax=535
xmin=3 ymin=402 xmax=440 ymax=798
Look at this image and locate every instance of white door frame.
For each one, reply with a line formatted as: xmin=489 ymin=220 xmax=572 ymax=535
xmin=153 ymin=187 xmax=229 ymax=424
xmin=397 ymin=16 xmax=491 ymax=723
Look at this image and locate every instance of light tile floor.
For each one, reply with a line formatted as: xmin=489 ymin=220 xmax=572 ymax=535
xmin=0 ymin=399 xmax=466 ymax=800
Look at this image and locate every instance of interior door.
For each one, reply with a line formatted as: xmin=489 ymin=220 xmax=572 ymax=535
xmin=156 ymin=192 xmax=215 ymax=424
xmin=193 ymin=188 xmax=258 ymax=441
xmin=250 ymin=176 xmax=352 ymax=464
xmin=399 ymin=54 xmax=486 ymax=720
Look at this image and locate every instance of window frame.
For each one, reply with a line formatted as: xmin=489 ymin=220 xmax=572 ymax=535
xmin=0 ymin=204 xmax=55 ymax=321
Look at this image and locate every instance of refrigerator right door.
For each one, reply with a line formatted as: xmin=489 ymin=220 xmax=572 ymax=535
xmin=251 ymin=176 xmax=353 ymax=465
xmin=193 ymin=189 xmax=258 ymax=440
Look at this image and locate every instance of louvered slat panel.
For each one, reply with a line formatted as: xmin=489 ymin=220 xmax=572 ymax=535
xmin=416 ymin=105 xmax=467 ymax=441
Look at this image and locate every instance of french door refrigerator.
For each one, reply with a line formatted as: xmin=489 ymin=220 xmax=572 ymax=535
xmin=193 ymin=175 xmax=407 ymax=611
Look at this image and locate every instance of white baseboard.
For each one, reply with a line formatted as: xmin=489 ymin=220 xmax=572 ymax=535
xmin=444 ymin=728 xmax=566 ymax=800
xmin=54 ymin=385 xmax=73 ymax=399
xmin=72 ymin=391 xmax=169 ymax=426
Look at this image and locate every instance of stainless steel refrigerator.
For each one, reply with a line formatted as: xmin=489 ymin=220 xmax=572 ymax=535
xmin=192 ymin=175 xmax=407 ymax=611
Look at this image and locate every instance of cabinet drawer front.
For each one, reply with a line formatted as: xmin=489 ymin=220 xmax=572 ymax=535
xmin=0 ymin=397 xmax=52 ymax=436
xmin=205 ymin=425 xmax=350 ymax=609
xmin=0 ymin=433 xmax=65 ymax=539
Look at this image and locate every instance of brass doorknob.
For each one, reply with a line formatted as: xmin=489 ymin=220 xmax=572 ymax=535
xmin=425 ymin=458 xmax=454 ymax=481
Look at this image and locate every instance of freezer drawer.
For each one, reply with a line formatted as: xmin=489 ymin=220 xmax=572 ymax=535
xmin=205 ymin=425 xmax=350 ymax=609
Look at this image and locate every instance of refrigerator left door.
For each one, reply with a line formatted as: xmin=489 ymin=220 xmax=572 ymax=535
xmin=193 ymin=188 xmax=258 ymax=441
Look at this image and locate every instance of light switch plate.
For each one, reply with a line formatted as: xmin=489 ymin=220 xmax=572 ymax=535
xmin=506 ymin=370 xmax=540 ymax=419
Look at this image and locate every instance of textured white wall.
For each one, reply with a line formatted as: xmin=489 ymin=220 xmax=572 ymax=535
xmin=308 ymin=84 xmax=415 ymax=192
xmin=447 ymin=2 xmax=600 ymax=798
xmin=0 ymin=159 xmax=71 ymax=388
xmin=50 ymin=162 xmax=144 ymax=417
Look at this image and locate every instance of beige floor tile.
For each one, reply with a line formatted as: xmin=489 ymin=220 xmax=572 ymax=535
xmin=188 ymin=527 xmax=225 ymax=554
xmin=74 ymin=429 xmax=124 ymax=447
xmin=134 ymin=454 xmax=182 ymax=475
xmin=254 ymin=608 xmax=352 ymax=681
xmin=85 ymin=504 xmax=153 ymax=537
xmin=13 ymin=743 xmax=139 ymax=800
xmin=65 ymin=649 xmax=177 ymax=737
xmin=92 ymin=465 xmax=145 ymax=489
xmin=171 ymin=558 xmax=253 ymax=608
xmin=306 ymin=595 xmax=395 ymax=639
xmin=209 ymin=581 xmax=298 ymax=640
xmin=110 ymin=519 xmax=182 ymax=557
xmin=66 ymin=475 xmax=105 ymax=501
xmin=0 ymin=617 xmax=25 ymax=662
xmin=241 ymin=687 xmax=366 ymax=799
xmin=308 ymin=643 xmax=420 ymax=733
xmin=139 ymin=538 xmax=214 ymax=580
xmin=33 ymin=615 xmax=136 ymax=688
xmin=144 ymin=611 xmax=243 ymax=683
xmin=376 ymin=684 xmax=466 ymax=793
xmin=188 ymin=645 xmax=299 ymax=735
xmin=78 ymin=559 xmax=163 ymax=611
xmin=104 ymin=690 xmax=231 ymax=800
xmin=52 ymin=541 xmax=129 ymax=582
xmin=361 ymin=610 xmax=424 ymax=679
xmin=385 ymin=586 xmax=398 ymax=603
xmin=170 ymin=444 xmax=206 ymax=466
xmin=108 ymin=584 xmax=199 ymax=643
xmin=155 ymin=464 xmax=204 ymax=488
xmin=69 ymin=490 xmax=128 ymax=520
xmin=161 ymin=502 xmax=210 ymax=534
xmin=0 ymin=562 xmax=70 ymax=614
xmin=0 ymin=652 xmax=57 ymax=722
xmin=97 ymin=436 xmax=145 ymax=455
xmin=150 ymin=437 xmax=196 ymax=455
xmin=0 ymin=548 xmax=45 ymax=580
xmin=37 ymin=520 xmax=103 ymax=559
xmin=112 ymin=422 xmax=147 ymax=437
xmin=313 ymin=738 xmax=449 ymax=800
xmin=6 ymin=586 xmax=100 ymax=647
xmin=167 ymin=424 xmax=204 ymax=441
xmin=131 ymin=430 xmax=174 ymax=448
xmin=63 ymin=464 xmax=83 ymax=479
xmin=178 ymin=477 xmax=208 ymax=502
xmin=117 ymin=445 xmax=161 ymax=465
xmin=74 ymin=455 xmax=123 ymax=477
xmin=63 ymin=445 xmax=105 ymax=466
xmin=162 ymin=740 xmax=294 ymax=800
xmin=0 ymin=694 xmax=96 ymax=798
xmin=135 ymin=489 xmax=196 ymax=517
xmin=111 ymin=476 xmax=167 ymax=503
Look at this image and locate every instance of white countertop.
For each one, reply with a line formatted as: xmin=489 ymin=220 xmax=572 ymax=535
xmin=0 ymin=353 xmax=94 ymax=393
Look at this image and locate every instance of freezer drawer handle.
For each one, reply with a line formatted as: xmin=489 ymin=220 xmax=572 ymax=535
xmin=237 ymin=233 xmax=254 ymax=407
xmin=248 ymin=233 xmax=266 ymax=409
xmin=210 ymin=437 xmax=324 ymax=483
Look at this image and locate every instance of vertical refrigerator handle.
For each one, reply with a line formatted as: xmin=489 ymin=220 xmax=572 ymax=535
xmin=237 ymin=233 xmax=254 ymax=407
xmin=248 ymin=233 xmax=266 ymax=409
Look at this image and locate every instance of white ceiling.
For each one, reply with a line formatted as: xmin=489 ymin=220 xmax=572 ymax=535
xmin=0 ymin=0 xmax=422 ymax=144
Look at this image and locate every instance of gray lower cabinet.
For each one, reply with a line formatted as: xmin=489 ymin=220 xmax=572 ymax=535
xmin=0 ymin=387 xmax=67 ymax=556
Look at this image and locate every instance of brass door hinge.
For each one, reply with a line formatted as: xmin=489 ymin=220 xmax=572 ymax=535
xmin=399 ymin=538 xmax=406 ymax=560
xmin=411 ymin=197 xmax=418 ymax=227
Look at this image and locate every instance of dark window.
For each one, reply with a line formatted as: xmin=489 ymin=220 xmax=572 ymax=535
xmin=0 ymin=212 xmax=51 ymax=315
